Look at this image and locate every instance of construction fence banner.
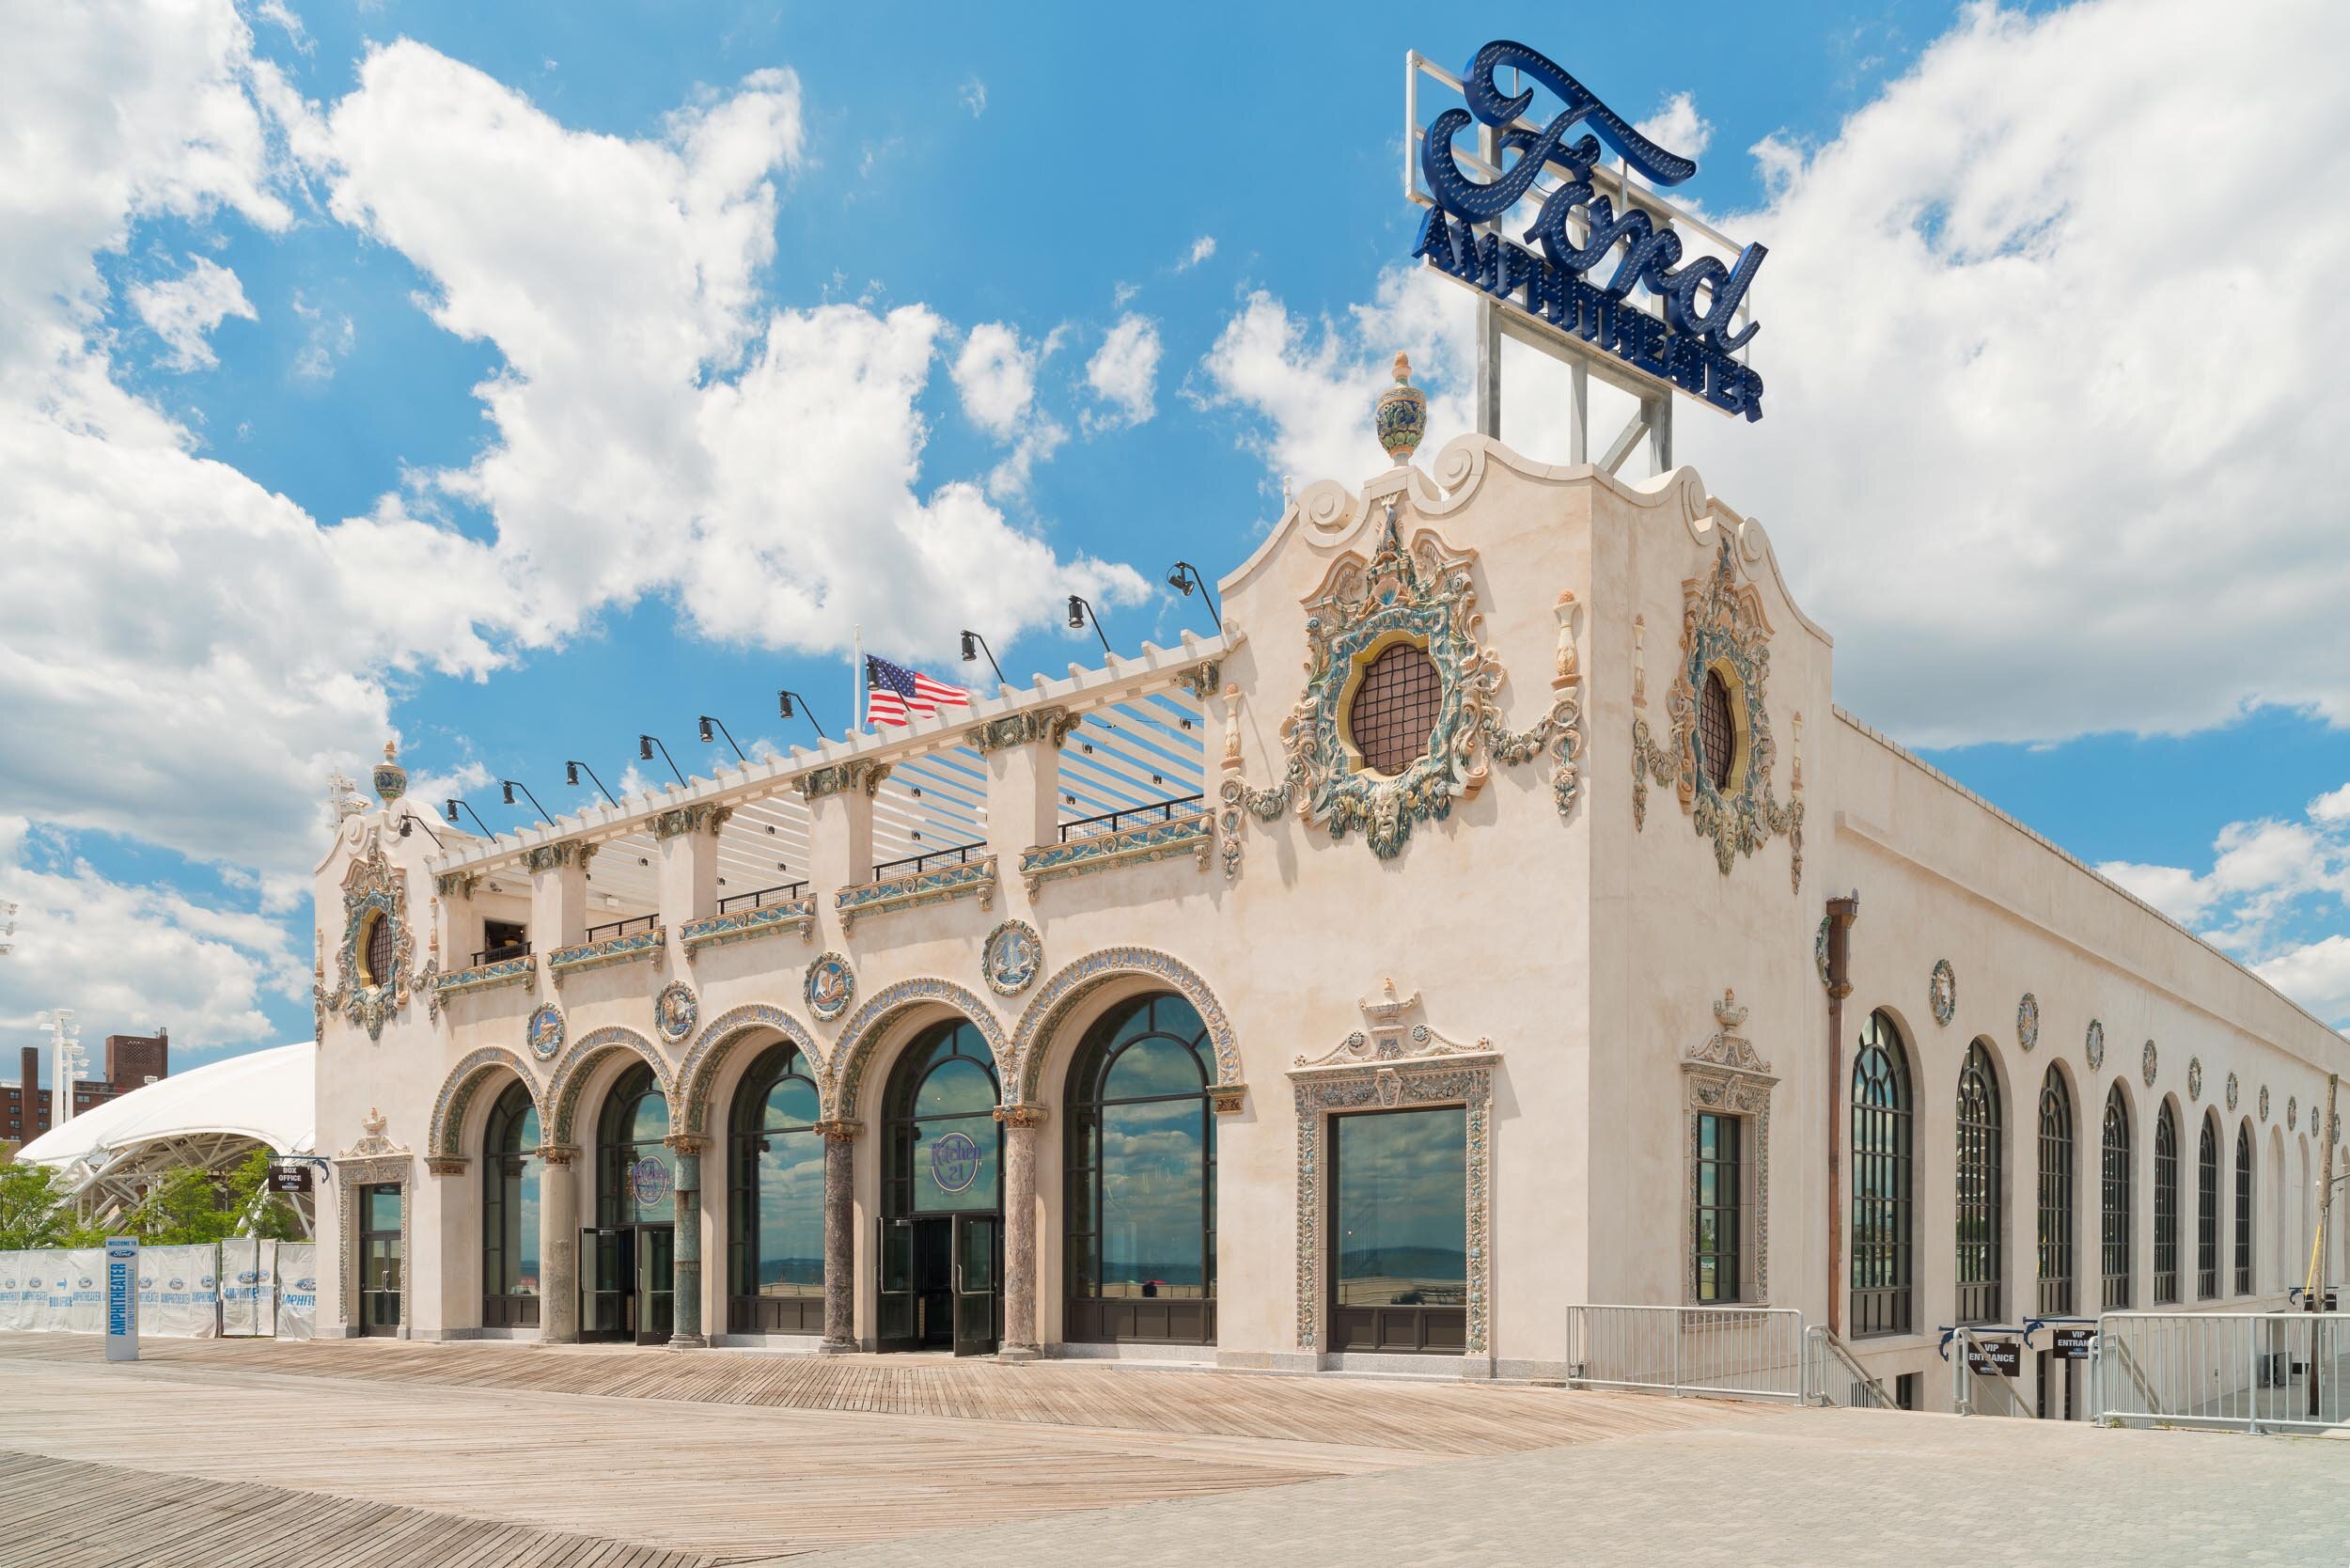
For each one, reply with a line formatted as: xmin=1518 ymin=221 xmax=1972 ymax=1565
xmin=274 ymin=1243 xmax=317 ymax=1341
xmin=219 ymin=1236 xmax=276 ymax=1337
xmin=0 ymin=1252 xmax=42 ymax=1332
xmin=138 ymin=1245 xmax=223 ymax=1339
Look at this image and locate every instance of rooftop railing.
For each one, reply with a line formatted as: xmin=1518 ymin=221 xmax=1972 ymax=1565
xmin=717 ymin=881 xmax=808 ymax=914
xmin=870 ymin=841 xmax=986 ymax=881
xmin=472 ymin=940 xmax=530 ymax=967
xmin=584 ymin=914 xmax=657 ymax=944
xmin=1058 ymin=793 xmax=1206 ymax=843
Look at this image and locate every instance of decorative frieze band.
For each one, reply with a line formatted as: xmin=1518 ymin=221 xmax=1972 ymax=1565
xmin=544 ymin=926 xmax=666 ymax=985
xmin=651 ymin=804 xmax=733 ymax=840
xmin=431 ymin=951 xmax=538 ymax=998
xmin=968 ymin=706 xmax=1077 ymax=756
xmin=835 ymin=855 xmax=997 ymax=932
xmin=679 ymin=897 xmax=816 ymax=955
xmin=796 ymin=760 xmax=891 ymax=801
xmin=1017 ymin=810 xmax=1211 ymax=898
xmin=521 ymin=839 xmax=596 ymax=874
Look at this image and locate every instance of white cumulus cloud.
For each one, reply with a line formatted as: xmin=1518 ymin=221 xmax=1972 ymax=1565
xmin=130 ymin=253 xmax=255 ymax=369
xmin=1085 ymin=312 xmax=1162 ymax=430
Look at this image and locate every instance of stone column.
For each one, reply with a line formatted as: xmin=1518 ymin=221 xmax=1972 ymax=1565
xmin=816 ymin=1119 xmax=861 ymax=1353
xmin=539 ymin=1144 xmax=580 ymax=1343
xmin=995 ymin=1103 xmax=1047 ymax=1364
xmin=666 ymin=1134 xmax=708 ymax=1348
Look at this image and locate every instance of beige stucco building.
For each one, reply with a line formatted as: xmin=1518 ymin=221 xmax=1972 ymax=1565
xmin=309 ymin=428 xmax=2350 ymax=1414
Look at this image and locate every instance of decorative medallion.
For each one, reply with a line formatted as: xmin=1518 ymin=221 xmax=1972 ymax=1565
xmin=2287 ymin=1095 xmax=2297 ymax=1131
xmin=1814 ymin=916 xmax=1832 ymax=990
xmin=1629 ymin=541 xmax=1803 ymax=890
xmin=525 ymin=1002 xmax=564 ymax=1061
xmin=980 ymin=919 xmax=1042 ymax=996
xmin=2259 ymin=1084 xmax=2271 ymax=1122
xmin=1374 ymin=352 xmax=1428 ymax=464
xmin=2085 ymin=1019 xmax=2106 ymax=1071
xmin=2140 ymin=1039 xmax=2157 ymax=1089
xmin=806 ymin=951 xmax=855 ymax=1022
xmin=370 ymin=740 xmax=407 ymax=806
xmin=2227 ymin=1072 xmax=2240 ymax=1112
xmin=2016 ymin=993 xmax=2039 ymax=1053
xmin=653 ymin=980 xmax=698 ymax=1044
xmin=321 ymin=834 xmax=415 ymax=1043
xmin=1220 ymin=501 xmax=1578 ymax=862
xmin=2187 ymin=1056 xmax=2203 ymax=1103
xmin=1928 ymin=960 xmax=1956 ymax=1027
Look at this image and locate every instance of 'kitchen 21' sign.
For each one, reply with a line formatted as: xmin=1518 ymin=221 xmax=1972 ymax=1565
xmin=1415 ymin=40 xmax=1767 ymax=421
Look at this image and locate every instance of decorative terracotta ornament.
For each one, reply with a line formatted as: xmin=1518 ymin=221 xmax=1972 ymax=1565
xmin=1374 ymin=352 xmax=1428 ymax=465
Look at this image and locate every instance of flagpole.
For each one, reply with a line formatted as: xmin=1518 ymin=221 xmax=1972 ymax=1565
xmin=852 ymin=625 xmax=864 ymax=736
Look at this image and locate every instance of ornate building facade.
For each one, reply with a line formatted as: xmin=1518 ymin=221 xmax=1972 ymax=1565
xmin=310 ymin=423 xmax=2350 ymax=1409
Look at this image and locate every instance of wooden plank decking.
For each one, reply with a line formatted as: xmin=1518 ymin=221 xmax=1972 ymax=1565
xmin=0 ymin=1335 xmax=1782 ymax=1563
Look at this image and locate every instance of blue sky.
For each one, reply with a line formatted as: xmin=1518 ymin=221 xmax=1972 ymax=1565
xmin=7 ymin=0 xmax=2350 ymax=1073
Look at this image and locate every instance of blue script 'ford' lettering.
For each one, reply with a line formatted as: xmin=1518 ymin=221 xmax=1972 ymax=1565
xmin=1416 ymin=39 xmax=1767 ymax=419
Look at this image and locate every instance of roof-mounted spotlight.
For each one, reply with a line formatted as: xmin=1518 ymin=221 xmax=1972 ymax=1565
xmin=638 ymin=734 xmax=685 ymax=785
xmin=959 ymin=630 xmax=1006 ymax=685
xmin=1067 ymin=594 xmax=1113 ymax=658
xmin=565 ymin=760 xmax=619 ymax=807
xmin=1165 ymin=560 xmax=1221 ymax=632
xmin=697 ymin=714 xmax=747 ymax=762
xmin=776 ymin=690 xmax=829 ymax=741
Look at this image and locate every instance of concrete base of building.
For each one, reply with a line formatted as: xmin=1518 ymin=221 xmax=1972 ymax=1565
xmin=995 ymin=1344 xmax=1039 ymax=1364
xmin=1049 ymin=1341 xmax=1216 ymax=1366
xmin=713 ymin=1332 xmax=827 ymax=1353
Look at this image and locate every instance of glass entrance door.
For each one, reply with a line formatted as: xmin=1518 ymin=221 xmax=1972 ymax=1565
xmin=634 ymin=1224 xmax=674 ymax=1345
xmin=359 ymin=1184 xmax=403 ymax=1336
xmin=583 ymin=1226 xmax=633 ymax=1341
xmin=952 ymin=1213 xmax=1000 ymax=1356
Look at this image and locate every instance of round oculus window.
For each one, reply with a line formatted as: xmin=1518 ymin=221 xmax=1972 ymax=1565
xmin=361 ymin=911 xmax=397 ymax=988
xmin=1347 ymin=641 xmax=1443 ymax=776
xmin=1698 ymin=666 xmax=1737 ymax=792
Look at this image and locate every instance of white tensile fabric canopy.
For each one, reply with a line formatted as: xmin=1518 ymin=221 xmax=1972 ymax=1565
xmin=17 ymin=1042 xmax=315 ymax=1216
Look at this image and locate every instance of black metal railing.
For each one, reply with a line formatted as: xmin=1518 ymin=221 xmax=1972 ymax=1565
xmin=472 ymin=940 xmax=530 ymax=967
xmin=584 ymin=914 xmax=657 ymax=944
xmin=1058 ymin=793 xmax=1205 ymax=843
xmin=870 ymin=841 xmax=986 ymax=881
xmin=717 ymin=881 xmax=808 ymax=914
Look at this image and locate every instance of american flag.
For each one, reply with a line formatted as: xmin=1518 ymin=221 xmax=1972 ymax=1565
xmin=865 ymin=654 xmax=971 ymax=728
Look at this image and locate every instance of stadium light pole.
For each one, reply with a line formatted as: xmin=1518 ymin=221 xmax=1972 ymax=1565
xmin=1067 ymin=595 xmax=1113 ymax=659
xmin=959 ymin=631 xmax=1007 ymax=686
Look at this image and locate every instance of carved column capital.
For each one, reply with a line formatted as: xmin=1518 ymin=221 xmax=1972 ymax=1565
xmin=993 ymin=1102 xmax=1050 ymax=1129
xmin=424 ymin=1154 xmax=469 ymax=1177
xmin=535 ymin=1142 xmax=581 ymax=1167
xmin=814 ymin=1118 xmax=864 ymax=1143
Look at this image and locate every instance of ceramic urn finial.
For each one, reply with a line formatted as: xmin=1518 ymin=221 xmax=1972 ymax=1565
xmin=1375 ymin=351 xmax=1427 ymax=466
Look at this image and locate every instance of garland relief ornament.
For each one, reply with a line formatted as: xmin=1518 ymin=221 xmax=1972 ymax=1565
xmin=806 ymin=952 xmax=855 ymax=1022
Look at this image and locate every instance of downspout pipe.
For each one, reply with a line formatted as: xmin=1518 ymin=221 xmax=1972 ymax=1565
xmin=1823 ymin=894 xmax=1861 ymax=1338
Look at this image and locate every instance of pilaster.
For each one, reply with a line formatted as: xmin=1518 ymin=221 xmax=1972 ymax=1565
xmin=653 ymin=805 xmax=726 ymax=963
xmin=525 ymin=840 xmax=594 ymax=953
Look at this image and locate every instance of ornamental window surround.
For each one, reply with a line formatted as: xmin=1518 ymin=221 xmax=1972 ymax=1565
xmin=1684 ymin=989 xmax=1774 ymax=1308
xmin=1343 ymin=636 xmax=1446 ymax=777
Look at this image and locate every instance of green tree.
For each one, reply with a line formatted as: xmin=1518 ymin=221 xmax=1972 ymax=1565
xmin=0 ymin=1162 xmax=77 ymax=1248
xmin=116 ymin=1151 xmax=306 ymax=1245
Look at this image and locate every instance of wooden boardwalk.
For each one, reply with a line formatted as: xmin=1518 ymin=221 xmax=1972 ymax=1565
xmin=0 ymin=1335 xmax=1781 ymax=1562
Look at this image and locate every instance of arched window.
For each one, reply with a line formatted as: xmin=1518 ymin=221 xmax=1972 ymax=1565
xmin=1851 ymin=1011 xmax=1914 ymax=1337
xmin=481 ymin=1080 xmax=540 ymax=1328
xmin=877 ymin=1020 xmax=1002 ymax=1353
xmin=727 ymin=1043 xmax=824 ymax=1335
xmin=1064 ymin=994 xmax=1216 ymax=1346
xmin=2234 ymin=1123 xmax=2255 ymax=1294
xmin=1955 ymin=1042 xmax=2002 ymax=1325
xmin=2153 ymin=1104 xmax=2180 ymax=1305
xmin=2036 ymin=1067 xmax=2075 ymax=1316
xmin=2197 ymin=1114 xmax=2219 ymax=1300
xmin=588 ymin=1060 xmax=674 ymax=1342
xmin=1698 ymin=667 xmax=1737 ymax=791
xmin=2100 ymin=1085 xmax=2133 ymax=1309
xmin=1347 ymin=641 xmax=1442 ymax=776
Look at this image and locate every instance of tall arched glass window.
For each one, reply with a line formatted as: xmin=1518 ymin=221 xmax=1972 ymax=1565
xmin=2234 ymin=1123 xmax=2255 ymax=1295
xmin=481 ymin=1080 xmax=540 ymax=1328
xmin=1851 ymin=1011 xmax=1914 ymax=1337
xmin=1955 ymin=1041 xmax=2002 ymax=1325
xmin=2197 ymin=1114 xmax=2219 ymax=1300
xmin=727 ymin=1043 xmax=824 ymax=1335
xmin=2036 ymin=1067 xmax=2075 ymax=1316
xmin=1063 ymin=994 xmax=1216 ymax=1346
xmin=2153 ymin=1104 xmax=2180 ymax=1305
xmin=597 ymin=1062 xmax=673 ymax=1226
xmin=877 ymin=1020 xmax=1002 ymax=1353
xmin=2100 ymin=1084 xmax=2133 ymax=1309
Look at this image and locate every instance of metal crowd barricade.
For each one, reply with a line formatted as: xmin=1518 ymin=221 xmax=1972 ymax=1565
xmin=2095 ymin=1310 xmax=2350 ymax=1433
xmin=1803 ymin=1324 xmax=1897 ymax=1408
xmin=1566 ymin=1304 xmax=1807 ymax=1403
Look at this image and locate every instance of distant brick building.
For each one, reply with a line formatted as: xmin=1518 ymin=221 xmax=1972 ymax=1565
xmin=2 ymin=1030 xmax=171 ymax=1148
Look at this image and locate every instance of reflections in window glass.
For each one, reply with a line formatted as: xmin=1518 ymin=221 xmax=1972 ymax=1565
xmin=1333 ymin=1108 xmax=1465 ymax=1309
